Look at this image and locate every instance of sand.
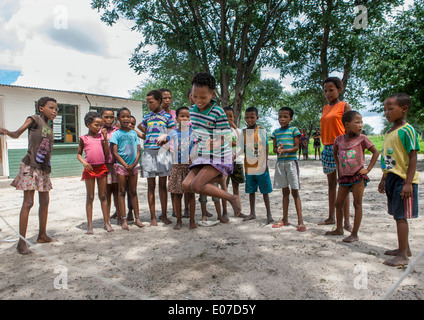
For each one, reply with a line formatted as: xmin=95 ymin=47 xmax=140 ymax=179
xmin=0 ymin=156 xmax=423 ymax=301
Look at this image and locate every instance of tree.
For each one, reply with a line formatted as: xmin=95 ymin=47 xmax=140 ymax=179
xmin=362 ymin=0 xmax=424 ymax=129
xmin=91 ymin=0 xmax=297 ymax=126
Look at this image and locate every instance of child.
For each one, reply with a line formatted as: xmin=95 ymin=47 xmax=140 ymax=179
xmin=300 ymin=130 xmax=309 ymax=160
xmin=378 ymin=93 xmax=420 ymax=267
xmin=313 ymin=127 xmax=321 ymax=160
xmin=319 ymin=77 xmax=352 ymax=230
xmin=101 ymin=108 xmax=120 ymax=221
xmin=239 ymin=107 xmax=273 ymax=224
xmin=223 ymin=107 xmax=246 ymax=218
xmin=157 ymin=106 xmax=196 ymax=230
xmin=0 ymin=97 xmax=58 ymax=254
xmin=138 ymin=90 xmax=175 ymax=226
xmin=271 ymin=107 xmax=306 ymax=232
xmin=110 ymin=107 xmax=144 ymax=230
xmin=77 ymin=111 xmax=113 ymax=234
xmin=182 ymin=72 xmax=242 ymax=221
xmin=325 ymin=111 xmax=379 ymax=242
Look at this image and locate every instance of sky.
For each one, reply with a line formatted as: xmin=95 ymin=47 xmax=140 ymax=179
xmin=0 ymin=0 xmax=412 ymax=134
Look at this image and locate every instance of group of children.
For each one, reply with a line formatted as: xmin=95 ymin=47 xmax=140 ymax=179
xmin=0 ymin=73 xmax=420 ymax=268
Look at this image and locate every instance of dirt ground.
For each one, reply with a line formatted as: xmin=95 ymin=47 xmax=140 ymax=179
xmin=0 ymin=156 xmax=423 ymax=301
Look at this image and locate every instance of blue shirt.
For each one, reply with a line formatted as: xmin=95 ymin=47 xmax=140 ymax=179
xmin=110 ymin=129 xmax=140 ymax=165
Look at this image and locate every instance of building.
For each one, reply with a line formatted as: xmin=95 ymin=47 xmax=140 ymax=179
xmin=0 ymin=84 xmax=144 ymax=178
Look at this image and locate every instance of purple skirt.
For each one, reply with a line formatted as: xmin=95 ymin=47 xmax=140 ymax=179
xmin=189 ymin=157 xmax=233 ymax=176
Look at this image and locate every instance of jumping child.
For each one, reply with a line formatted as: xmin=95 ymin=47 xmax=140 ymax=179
xmin=110 ymin=107 xmax=144 ymax=230
xmin=325 ymin=111 xmax=379 ymax=242
xmin=0 ymin=97 xmax=58 ymax=254
xmin=378 ymin=93 xmax=420 ymax=267
xmin=182 ymin=72 xmax=243 ymax=221
xmin=77 ymin=111 xmax=113 ymax=234
xmin=138 ymin=90 xmax=175 ymax=226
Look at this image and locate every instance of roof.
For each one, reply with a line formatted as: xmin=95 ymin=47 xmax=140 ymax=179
xmin=0 ymin=83 xmax=143 ymax=102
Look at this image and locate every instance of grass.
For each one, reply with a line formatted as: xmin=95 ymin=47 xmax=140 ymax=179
xmin=268 ymin=134 xmax=424 ymax=156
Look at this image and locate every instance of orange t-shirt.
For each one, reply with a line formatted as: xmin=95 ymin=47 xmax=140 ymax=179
xmin=320 ymin=101 xmax=346 ymax=145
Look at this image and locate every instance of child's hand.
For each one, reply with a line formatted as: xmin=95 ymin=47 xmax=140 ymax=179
xmin=378 ymin=178 xmax=386 ymax=194
xmin=84 ymin=163 xmax=93 ymax=172
xmin=0 ymin=128 xmax=8 ymax=135
xmin=101 ymin=128 xmax=108 ymax=140
xmin=156 ymin=134 xmax=168 ymax=146
xmin=358 ymin=167 xmax=370 ymax=175
xmin=400 ymin=183 xmax=413 ymax=199
xmin=277 ymin=143 xmax=285 ymax=155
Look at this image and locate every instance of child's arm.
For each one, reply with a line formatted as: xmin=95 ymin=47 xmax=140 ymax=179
xmin=77 ymin=138 xmax=93 ymax=172
xmin=333 ymin=144 xmax=340 ymax=179
xmin=0 ymin=118 xmax=34 ymax=139
xmin=156 ymin=133 xmax=169 ymax=147
xmin=358 ymin=146 xmax=379 ymax=175
xmin=401 ymin=150 xmax=418 ymax=199
xmin=112 ymin=143 xmax=129 ymax=168
xmin=101 ymin=128 xmax=109 ymax=158
xmin=272 ymin=138 xmax=278 ymax=154
xmin=128 ymin=145 xmax=142 ymax=171
xmin=279 ymin=136 xmax=300 ymax=155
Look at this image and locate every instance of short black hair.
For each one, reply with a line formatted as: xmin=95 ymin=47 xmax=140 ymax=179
xmin=176 ymin=106 xmax=189 ymax=117
xmin=223 ymin=107 xmax=234 ymax=114
xmin=159 ymin=88 xmax=172 ymax=95
xmin=117 ymin=107 xmax=130 ymax=117
xmin=130 ymin=115 xmax=136 ymax=122
xmin=387 ymin=93 xmax=412 ymax=109
xmin=84 ymin=111 xmax=102 ymax=126
xmin=191 ymin=72 xmax=216 ymax=91
xmin=279 ymin=107 xmax=294 ymax=118
xmin=323 ymin=77 xmax=343 ymax=90
xmin=146 ymin=90 xmax=162 ymax=102
xmin=101 ymin=108 xmax=114 ymax=116
xmin=245 ymin=106 xmax=258 ymax=116
xmin=36 ymin=97 xmax=57 ymax=113
xmin=341 ymin=110 xmax=361 ymax=127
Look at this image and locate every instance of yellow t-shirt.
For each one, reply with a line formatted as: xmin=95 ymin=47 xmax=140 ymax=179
xmin=381 ymin=123 xmax=420 ymax=184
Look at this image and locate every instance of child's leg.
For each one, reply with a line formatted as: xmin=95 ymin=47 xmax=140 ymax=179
xmin=173 ymin=193 xmax=183 ymax=230
xmin=17 ymin=190 xmax=35 ymax=254
xmin=126 ymin=180 xmax=134 ymax=220
xmin=384 ymin=219 xmax=410 ymax=266
xmin=97 ymin=176 xmax=114 ymax=232
xmin=117 ymin=174 xmax=129 ymax=230
xmin=183 ymin=165 xmax=241 ymax=218
xmin=243 ymin=193 xmax=256 ymax=221
xmin=291 ymin=189 xmax=305 ymax=230
xmin=325 ymin=185 xmax=350 ymax=236
xmin=147 ymin=177 xmax=157 ymax=226
xmin=85 ymin=178 xmax=96 ymax=234
xmin=183 ymin=193 xmax=190 ymax=217
xmin=263 ymin=193 xmax=273 ymax=224
xmin=159 ymin=176 xmax=171 ymax=225
xmin=281 ymin=187 xmax=290 ymax=225
xmin=343 ymin=181 xmax=365 ymax=242
xmin=128 ymin=174 xmax=144 ymax=228
xmin=320 ymin=171 xmax=337 ymax=225
xmin=37 ymin=191 xmax=55 ymax=242
xmin=187 ymin=192 xmax=196 ymax=229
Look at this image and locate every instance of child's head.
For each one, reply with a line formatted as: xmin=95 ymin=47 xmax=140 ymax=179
xmin=191 ymin=72 xmax=216 ymax=109
xmin=101 ymin=108 xmax=115 ymax=128
xmin=278 ymin=107 xmax=294 ymax=128
xmin=146 ymin=90 xmax=162 ymax=113
xmin=116 ymin=107 xmax=131 ymax=129
xmin=342 ymin=110 xmax=363 ymax=135
xmin=36 ymin=97 xmax=58 ymax=120
xmin=322 ymin=77 xmax=343 ymax=103
xmin=187 ymin=88 xmax=195 ymax=105
xmin=176 ymin=106 xmax=190 ymax=128
xmin=159 ymin=88 xmax=173 ymax=110
xmin=244 ymin=106 xmax=259 ymax=127
xmin=129 ymin=115 xmax=136 ymax=130
xmin=84 ymin=111 xmax=103 ymax=134
xmin=383 ymin=93 xmax=411 ymax=123
xmin=224 ymin=107 xmax=235 ymax=123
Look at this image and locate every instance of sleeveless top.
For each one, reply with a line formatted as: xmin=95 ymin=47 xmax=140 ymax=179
xmin=320 ymin=101 xmax=346 ymax=146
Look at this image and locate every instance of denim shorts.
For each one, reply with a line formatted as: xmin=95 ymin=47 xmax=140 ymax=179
xmin=385 ymin=172 xmax=418 ymax=220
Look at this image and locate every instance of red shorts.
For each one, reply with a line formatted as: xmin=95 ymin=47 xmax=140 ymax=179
xmin=81 ymin=164 xmax=108 ymax=180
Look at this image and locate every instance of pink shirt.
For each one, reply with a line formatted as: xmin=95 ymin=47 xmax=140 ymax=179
xmin=334 ymin=134 xmax=374 ymax=177
xmin=80 ymin=134 xmax=105 ymax=165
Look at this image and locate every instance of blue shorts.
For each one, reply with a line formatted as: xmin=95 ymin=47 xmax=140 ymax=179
xmin=385 ymin=173 xmax=418 ymax=220
xmin=321 ymin=145 xmax=336 ymax=175
xmin=245 ymin=169 xmax=273 ymax=194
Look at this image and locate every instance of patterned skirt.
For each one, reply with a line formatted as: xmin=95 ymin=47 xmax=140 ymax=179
xmin=168 ymin=164 xmax=191 ymax=194
xmin=321 ymin=145 xmax=337 ymax=175
xmin=11 ymin=162 xmax=52 ymax=192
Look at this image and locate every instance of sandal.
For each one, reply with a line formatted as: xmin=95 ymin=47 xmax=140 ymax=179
xmin=272 ymin=221 xmax=285 ymax=228
xmin=297 ymin=225 xmax=307 ymax=232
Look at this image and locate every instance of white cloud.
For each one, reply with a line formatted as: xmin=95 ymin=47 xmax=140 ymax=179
xmin=0 ymin=0 xmax=147 ymax=98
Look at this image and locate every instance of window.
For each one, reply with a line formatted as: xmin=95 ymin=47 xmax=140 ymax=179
xmin=35 ymin=102 xmax=79 ymax=144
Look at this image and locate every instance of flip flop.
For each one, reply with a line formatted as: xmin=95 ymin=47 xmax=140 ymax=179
xmin=272 ymin=221 xmax=286 ymax=228
xmin=297 ymin=225 xmax=307 ymax=232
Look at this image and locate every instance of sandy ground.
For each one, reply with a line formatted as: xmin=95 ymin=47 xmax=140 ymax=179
xmin=0 ymin=156 xmax=423 ymax=301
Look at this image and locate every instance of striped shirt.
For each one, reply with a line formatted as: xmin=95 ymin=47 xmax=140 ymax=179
xmin=271 ymin=126 xmax=301 ymax=161
xmin=189 ymin=100 xmax=232 ymax=164
xmin=141 ymin=110 xmax=175 ymax=149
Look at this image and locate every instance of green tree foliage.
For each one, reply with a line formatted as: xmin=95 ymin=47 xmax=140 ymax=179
xmin=362 ymin=0 xmax=424 ymax=129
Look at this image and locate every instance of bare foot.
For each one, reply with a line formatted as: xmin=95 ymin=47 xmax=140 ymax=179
xmin=229 ymin=195 xmax=243 ymax=217
xmin=189 ymin=222 xmax=197 ymax=230
xmin=242 ymin=214 xmax=256 ymax=222
xmin=325 ymin=229 xmax=343 ymax=236
xmin=37 ymin=234 xmax=57 ymax=243
xmin=173 ymin=222 xmax=182 ymax=230
xmin=219 ymin=214 xmax=229 ymax=223
xmin=17 ymin=240 xmax=32 ymax=255
xmin=135 ymin=219 xmax=145 ymax=228
xmin=150 ymin=218 xmax=158 ymax=226
xmin=234 ymin=212 xmax=247 ymax=218
xmin=383 ymin=256 xmax=409 ymax=267
xmin=384 ymin=249 xmax=412 ymax=257
xmin=267 ymin=215 xmax=274 ymax=224
xmin=121 ymin=219 xmax=129 ymax=230
xmin=104 ymin=224 xmax=114 ymax=232
xmin=162 ymin=216 xmax=172 ymax=225
xmin=344 ymin=223 xmax=353 ymax=233
xmin=318 ymin=219 xmax=335 ymax=225
xmin=343 ymin=234 xmax=358 ymax=243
